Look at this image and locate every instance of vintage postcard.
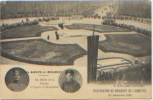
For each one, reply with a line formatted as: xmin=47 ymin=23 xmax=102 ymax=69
xmin=0 ymin=0 xmax=152 ymax=99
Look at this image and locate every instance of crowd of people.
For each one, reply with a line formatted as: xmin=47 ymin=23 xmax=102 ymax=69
xmin=1 ymin=19 xmax=39 ymax=31
xmin=0 ymin=17 xmax=58 ymax=31
xmin=96 ymin=61 xmax=151 ymax=84
xmin=103 ymin=20 xmax=151 ymax=37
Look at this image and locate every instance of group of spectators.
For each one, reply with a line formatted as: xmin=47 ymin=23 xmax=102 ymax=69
xmin=97 ymin=61 xmax=151 ymax=84
xmin=0 ymin=17 xmax=58 ymax=31
xmin=103 ymin=20 xmax=151 ymax=37
xmin=38 ymin=17 xmax=59 ymax=22
xmin=1 ymin=19 xmax=39 ymax=31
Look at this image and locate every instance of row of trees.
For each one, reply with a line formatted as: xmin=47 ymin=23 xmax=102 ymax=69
xmin=1 ymin=1 xmax=103 ymax=19
xmin=1 ymin=1 xmax=150 ymax=19
xmin=103 ymin=20 xmax=151 ymax=38
xmin=117 ymin=1 xmax=151 ymax=18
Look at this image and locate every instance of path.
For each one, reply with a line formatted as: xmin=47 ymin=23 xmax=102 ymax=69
xmin=40 ymin=23 xmax=141 ymax=66
xmin=0 ymin=20 xmax=150 ymax=67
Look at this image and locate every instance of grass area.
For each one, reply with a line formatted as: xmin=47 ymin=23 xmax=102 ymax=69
xmin=99 ymin=34 xmax=151 ymax=57
xmin=0 ymin=25 xmax=58 ymax=39
xmin=65 ymin=23 xmax=130 ymax=32
xmin=0 ymin=39 xmax=87 ymax=65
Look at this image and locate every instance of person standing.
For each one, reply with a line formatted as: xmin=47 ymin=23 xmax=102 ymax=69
xmin=55 ymin=30 xmax=59 ymax=40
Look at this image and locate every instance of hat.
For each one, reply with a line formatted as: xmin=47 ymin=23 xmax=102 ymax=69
xmin=65 ymin=69 xmax=74 ymax=75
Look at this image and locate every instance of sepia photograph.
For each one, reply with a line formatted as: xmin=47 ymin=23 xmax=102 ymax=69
xmin=0 ymin=0 xmax=151 ymax=99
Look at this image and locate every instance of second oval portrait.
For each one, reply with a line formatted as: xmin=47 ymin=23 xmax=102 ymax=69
xmin=59 ymin=68 xmax=83 ymax=93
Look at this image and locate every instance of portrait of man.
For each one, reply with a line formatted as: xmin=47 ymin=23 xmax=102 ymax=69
xmin=59 ymin=69 xmax=82 ymax=93
xmin=5 ymin=68 xmax=29 ymax=92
